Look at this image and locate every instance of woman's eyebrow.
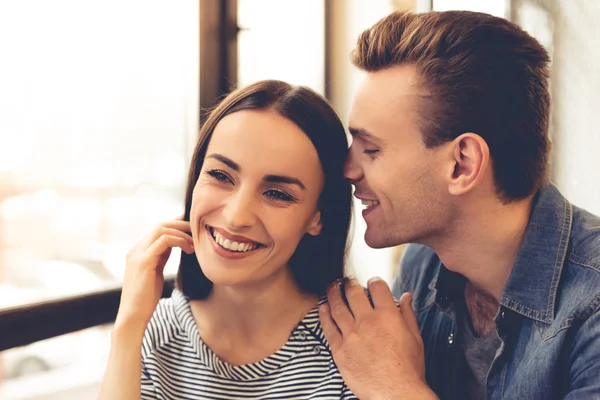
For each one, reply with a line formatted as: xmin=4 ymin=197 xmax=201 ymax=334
xmin=206 ymin=153 xmax=240 ymax=171
xmin=263 ymin=175 xmax=306 ymax=190
xmin=207 ymin=153 xmax=306 ymax=190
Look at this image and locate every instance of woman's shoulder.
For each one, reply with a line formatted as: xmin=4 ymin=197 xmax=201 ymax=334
xmin=142 ymin=289 xmax=188 ymax=356
xmin=313 ymin=285 xmax=400 ymax=332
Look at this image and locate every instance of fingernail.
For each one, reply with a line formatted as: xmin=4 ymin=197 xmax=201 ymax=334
xmin=368 ymin=276 xmax=382 ymax=284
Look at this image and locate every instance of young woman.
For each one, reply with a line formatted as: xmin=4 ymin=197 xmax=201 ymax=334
xmin=98 ymin=80 xmax=355 ymax=399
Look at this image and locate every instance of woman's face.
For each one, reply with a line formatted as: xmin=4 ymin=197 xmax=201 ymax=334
xmin=190 ymin=109 xmax=324 ymax=289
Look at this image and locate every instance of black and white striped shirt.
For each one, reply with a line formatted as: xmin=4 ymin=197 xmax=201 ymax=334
xmin=141 ymin=289 xmax=357 ymax=399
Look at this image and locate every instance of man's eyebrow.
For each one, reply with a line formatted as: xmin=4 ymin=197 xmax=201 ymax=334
xmin=348 ymin=127 xmax=383 ymax=145
xmin=206 ymin=154 xmax=240 ymax=171
xmin=264 ymin=175 xmax=306 ymax=190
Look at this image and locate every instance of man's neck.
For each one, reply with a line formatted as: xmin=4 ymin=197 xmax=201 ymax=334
xmin=432 ymin=195 xmax=534 ymax=302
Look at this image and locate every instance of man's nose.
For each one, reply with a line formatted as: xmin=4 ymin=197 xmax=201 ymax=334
xmin=344 ymin=150 xmax=363 ymax=184
xmin=222 ymin=189 xmax=257 ymax=230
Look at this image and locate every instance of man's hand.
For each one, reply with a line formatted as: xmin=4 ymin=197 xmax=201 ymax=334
xmin=319 ymin=277 xmax=437 ymax=400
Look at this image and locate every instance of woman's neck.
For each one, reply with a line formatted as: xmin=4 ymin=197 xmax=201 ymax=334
xmin=189 ymin=266 xmax=319 ymax=365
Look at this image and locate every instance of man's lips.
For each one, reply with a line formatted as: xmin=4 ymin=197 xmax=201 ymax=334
xmin=354 ymin=193 xmax=380 ymax=209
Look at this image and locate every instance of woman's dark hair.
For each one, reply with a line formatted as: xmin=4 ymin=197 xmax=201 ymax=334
xmin=177 ymin=80 xmax=352 ymax=298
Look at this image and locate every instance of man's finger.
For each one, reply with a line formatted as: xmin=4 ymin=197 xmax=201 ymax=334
xmin=399 ymin=292 xmax=420 ymax=339
xmin=367 ymin=277 xmax=397 ymax=311
xmin=326 ymin=281 xmax=355 ymax=334
xmin=318 ymin=304 xmax=343 ymax=351
xmin=343 ymin=277 xmax=373 ymax=319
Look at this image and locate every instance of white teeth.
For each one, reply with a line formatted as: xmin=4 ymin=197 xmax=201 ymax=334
xmin=361 ymin=199 xmax=380 ymax=209
xmin=211 ymin=229 xmax=257 ymax=252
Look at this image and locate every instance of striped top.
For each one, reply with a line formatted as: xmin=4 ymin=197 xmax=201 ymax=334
xmin=141 ymin=289 xmax=357 ymax=399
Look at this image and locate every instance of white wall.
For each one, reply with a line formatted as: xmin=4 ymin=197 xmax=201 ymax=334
xmin=514 ymin=0 xmax=600 ymax=216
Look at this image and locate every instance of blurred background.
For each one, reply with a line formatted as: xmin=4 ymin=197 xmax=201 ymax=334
xmin=0 ymin=0 xmax=598 ymax=398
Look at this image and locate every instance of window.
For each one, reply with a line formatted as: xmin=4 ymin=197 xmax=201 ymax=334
xmin=0 ymin=0 xmax=198 ymax=394
xmin=0 ymin=0 xmax=329 ymax=396
xmin=0 ymin=0 xmax=199 ymax=309
xmin=237 ymin=0 xmax=326 ymax=94
xmin=432 ymin=0 xmax=507 ymax=17
xmin=0 ymin=325 xmax=112 ymax=397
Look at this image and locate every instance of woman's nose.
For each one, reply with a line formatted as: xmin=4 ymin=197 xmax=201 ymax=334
xmin=222 ymin=189 xmax=258 ymax=230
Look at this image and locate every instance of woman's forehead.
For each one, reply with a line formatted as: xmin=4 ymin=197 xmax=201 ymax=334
xmin=207 ymin=110 xmax=323 ymax=179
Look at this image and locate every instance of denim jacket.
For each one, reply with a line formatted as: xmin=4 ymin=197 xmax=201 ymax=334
xmin=392 ymin=184 xmax=600 ymax=399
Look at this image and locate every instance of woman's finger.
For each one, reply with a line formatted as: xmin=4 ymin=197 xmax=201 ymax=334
xmin=146 ymin=235 xmax=194 ymax=261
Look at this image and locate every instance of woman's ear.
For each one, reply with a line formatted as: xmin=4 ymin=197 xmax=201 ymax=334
xmin=306 ymin=211 xmax=322 ymax=236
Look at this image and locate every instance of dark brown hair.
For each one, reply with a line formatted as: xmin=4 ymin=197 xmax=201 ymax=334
xmin=177 ymin=80 xmax=352 ymax=298
xmin=352 ymin=11 xmax=551 ymax=201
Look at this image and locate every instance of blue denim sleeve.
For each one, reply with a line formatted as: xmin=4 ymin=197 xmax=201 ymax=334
xmin=565 ymin=304 xmax=600 ymax=398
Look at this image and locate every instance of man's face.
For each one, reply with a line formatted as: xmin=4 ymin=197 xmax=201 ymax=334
xmin=346 ymin=64 xmax=454 ymax=248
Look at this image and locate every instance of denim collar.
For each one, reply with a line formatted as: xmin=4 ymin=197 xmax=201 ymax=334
xmin=500 ymin=184 xmax=572 ymax=323
xmin=432 ymin=184 xmax=572 ymax=324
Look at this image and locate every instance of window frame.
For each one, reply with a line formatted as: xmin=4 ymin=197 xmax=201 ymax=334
xmin=1 ymin=0 xmax=344 ymax=352
xmin=0 ymin=0 xmax=238 ymax=352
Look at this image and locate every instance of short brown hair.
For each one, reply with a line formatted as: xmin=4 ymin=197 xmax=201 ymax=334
xmin=177 ymin=80 xmax=352 ymax=299
xmin=352 ymin=11 xmax=551 ymax=201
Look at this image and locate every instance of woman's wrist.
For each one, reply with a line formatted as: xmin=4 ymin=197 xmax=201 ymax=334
xmin=112 ymin=315 xmax=148 ymax=342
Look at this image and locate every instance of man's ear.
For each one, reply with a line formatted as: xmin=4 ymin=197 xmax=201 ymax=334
xmin=306 ymin=210 xmax=322 ymax=236
xmin=445 ymin=133 xmax=490 ymax=196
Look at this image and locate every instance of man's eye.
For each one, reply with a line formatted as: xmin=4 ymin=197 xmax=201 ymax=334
xmin=363 ymin=149 xmax=379 ymax=155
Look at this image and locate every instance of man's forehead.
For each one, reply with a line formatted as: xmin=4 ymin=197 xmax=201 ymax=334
xmin=350 ymin=65 xmax=423 ymax=127
xmin=358 ymin=65 xmax=421 ymax=103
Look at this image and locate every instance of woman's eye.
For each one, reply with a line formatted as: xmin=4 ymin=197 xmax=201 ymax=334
xmin=265 ymin=189 xmax=294 ymax=202
xmin=207 ymin=170 xmax=232 ymax=183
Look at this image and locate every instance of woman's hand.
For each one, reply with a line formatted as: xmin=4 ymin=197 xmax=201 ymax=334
xmin=115 ymin=220 xmax=195 ymax=333
xmin=99 ymin=220 xmax=195 ymax=400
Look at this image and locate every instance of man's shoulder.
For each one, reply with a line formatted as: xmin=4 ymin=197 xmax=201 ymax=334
xmin=568 ymin=205 xmax=600 ymax=272
xmin=391 ymin=244 xmax=441 ymax=306
xmin=552 ymin=205 xmax=600 ymax=323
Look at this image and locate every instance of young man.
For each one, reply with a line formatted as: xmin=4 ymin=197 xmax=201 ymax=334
xmin=320 ymin=10 xmax=600 ymax=400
